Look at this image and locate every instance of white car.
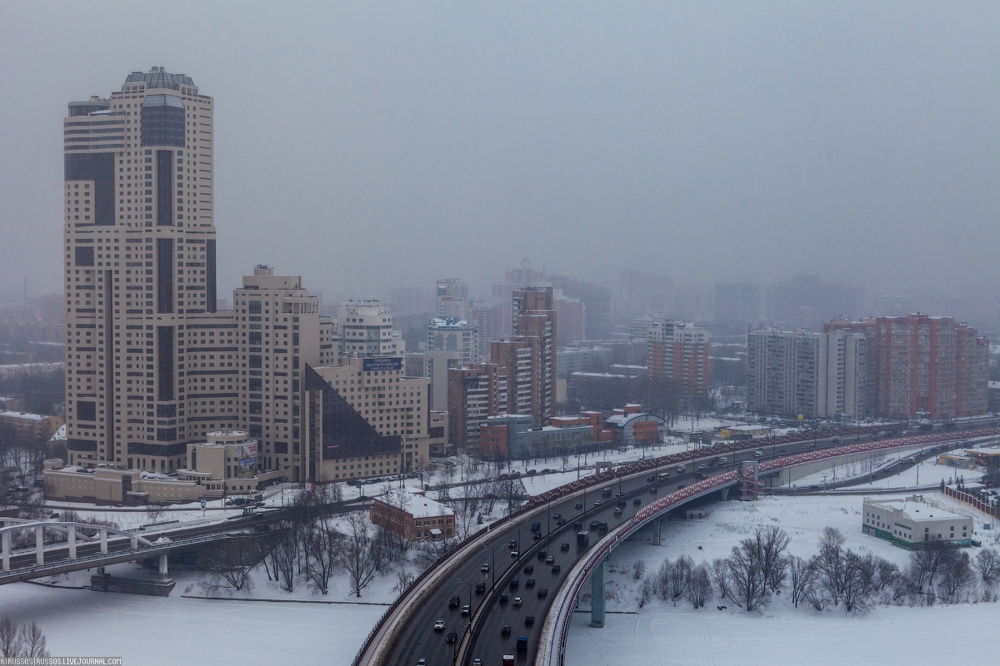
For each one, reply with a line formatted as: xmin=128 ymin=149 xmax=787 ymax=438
xmin=513 ymin=597 xmax=522 ymax=607
xmin=433 ymin=619 xmax=445 ymax=632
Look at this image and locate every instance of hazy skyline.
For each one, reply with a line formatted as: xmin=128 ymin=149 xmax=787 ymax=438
xmin=2 ymin=2 xmax=999 ymax=304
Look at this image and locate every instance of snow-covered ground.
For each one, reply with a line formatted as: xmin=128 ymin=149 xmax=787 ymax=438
xmin=795 ymin=447 xmax=981 ymax=491
xmin=565 ymin=492 xmax=1000 ymax=666
xmin=5 ymin=445 xmax=1000 ymax=663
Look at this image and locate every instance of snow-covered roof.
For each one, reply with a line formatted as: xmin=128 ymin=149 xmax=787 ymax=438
xmin=50 ymin=424 xmax=67 ymax=441
xmin=965 ymin=447 xmax=1000 ymax=457
xmin=0 ymin=410 xmax=46 ymax=421
xmin=398 ymin=492 xmax=454 ymax=518
xmin=865 ymin=498 xmax=968 ymax=523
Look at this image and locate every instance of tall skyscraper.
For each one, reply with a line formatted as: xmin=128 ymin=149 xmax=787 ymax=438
xmin=512 ymin=286 xmax=557 ymax=421
xmin=64 ymin=68 xmax=231 ymax=472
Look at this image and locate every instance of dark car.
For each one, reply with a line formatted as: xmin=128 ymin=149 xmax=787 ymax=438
xmin=449 ymin=596 xmax=461 ymax=609
xmin=647 ymin=475 xmax=656 ymax=482
xmin=446 ymin=631 xmax=458 ymax=644
xmin=537 ymin=550 xmax=547 ymax=561
xmin=500 ymin=593 xmax=509 ymax=604
xmin=633 ymin=498 xmax=641 ymax=506
xmin=532 ymin=532 xmax=542 ymax=540
xmin=508 ymin=539 xmax=518 ymax=549
xmin=556 ymin=518 xmax=567 ymax=526
xmin=525 ymin=616 xmax=535 ymax=627
xmin=552 ymin=512 xmax=561 ymax=520
xmin=574 ymin=503 xmax=583 ymax=510
xmin=538 ymin=588 xmax=548 ymax=599
xmin=523 ymin=564 xmax=534 ymax=575
xmin=501 ymin=625 xmax=512 ymax=636
xmin=510 ymin=579 xmax=519 ymax=590
xmin=551 ymin=564 xmax=561 ymax=574
xmin=475 ymin=581 xmax=486 ymax=594
xmin=560 ymin=542 xmax=570 ymax=552
xmin=649 ymin=487 xmax=657 ymax=494
xmin=525 ymin=578 xmax=536 ymax=589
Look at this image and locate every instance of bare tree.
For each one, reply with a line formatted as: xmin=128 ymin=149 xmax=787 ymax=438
xmin=711 ymin=558 xmax=731 ymax=601
xmin=812 ymin=527 xmax=847 ymax=606
xmin=653 ymin=559 xmax=673 ymax=601
xmin=638 ymin=576 xmax=654 ymax=608
xmin=668 ymin=556 xmax=693 ymax=606
xmin=394 ymin=569 xmax=415 ymax=595
xmin=498 ymin=478 xmax=527 ymax=516
xmin=632 ymin=559 xmax=647 ymax=581
xmin=788 ymin=555 xmax=815 ymax=608
xmin=203 ymin=537 xmax=259 ymax=592
xmin=339 ymin=511 xmax=386 ymax=598
xmin=0 ymin=618 xmax=21 ymax=658
xmin=974 ymin=548 xmax=1000 ymax=588
xmin=753 ymin=526 xmax=790 ymax=593
xmin=840 ymin=550 xmax=877 ymax=613
xmin=726 ymin=540 xmax=768 ymax=612
xmin=685 ymin=564 xmax=712 ymax=609
xmin=18 ymin=623 xmax=48 ymax=658
xmin=269 ymin=526 xmax=299 ymax=593
xmin=303 ymin=519 xmax=341 ymax=595
xmin=940 ymin=552 xmax=974 ymax=603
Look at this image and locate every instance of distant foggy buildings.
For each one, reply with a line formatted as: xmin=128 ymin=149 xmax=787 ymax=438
xmin=713 ymin=282 xmax=761 ymax=331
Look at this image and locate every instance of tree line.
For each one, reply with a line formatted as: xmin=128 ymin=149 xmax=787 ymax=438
xmin=637 ymin=525 xmax=999 ymax=614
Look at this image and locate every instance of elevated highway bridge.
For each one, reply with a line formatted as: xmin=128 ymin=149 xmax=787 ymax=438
xmin=354 ymin=420 xmax=997 ymax=666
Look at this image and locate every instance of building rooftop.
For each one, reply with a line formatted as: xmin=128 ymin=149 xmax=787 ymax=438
xmin=124 ymin=67 xmax=194 ymax=91
xmin=401 ymin=492 xmax=454 ymax=518
xmin=865 ymin=498 xmax=967 ymax=523
xmin=0 ymin=411 xmax=47 ymax=422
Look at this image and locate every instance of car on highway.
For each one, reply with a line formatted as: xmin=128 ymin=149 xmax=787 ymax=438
xmin=646 ymin=475 xmax=656 ymax=482
xmin=675 ymin=465 xmax=685 ymax=473
xmin=532 ymin=532 xmax=543 ymax=540
xmin=556 ymin=517 xmax=567 ymax=526
xmin=574 ymin=503 xmax=583 ymax=510
xmin=525 ymin=578 xmax=536 ymax=589
xmin=602 ymin=488 xmax=612 ymax=497
xmin=461 ymin=605 xmax=470 ymax=616
xmin=594 ymin=500 xmax=602 ymax=507
xmin=499 ymin=593 xmax=509 ymax=604
xmin=560 ymin=542 xmax=570 ymax=552
xmin=473 ymin=659 xmax=482 ymax=666
xmin=538 ymin=588 xmax=548 ymax=599
xmin=545 ymin=555 xmax=555 ymax=564
xmin=501 ymin=625 xmax=512 ymax=636
xmin=510 ymin=550 xmax=519 ymax=558
xmin=649 ymin=487 xmax=657 ymax=494
xmin=508 ymin=539 xmax=518 ymax=549
xmin=475 ymin=581 xmax=486 ymax=594
xmin=449 ymin=596 xmax=460 ymax=609
xmin=525 ymin=616 xmax=535 ymax=627
xmin=613 ymin=508 xmax=623 ymax=517
xmin=552 ymin=512 xmax=561 ymax=520
xmin=434 ymin=619 xmax=445 ymax=632
xmin=537 ymin=550 xmax=547 ymax=561
xmin=510 ymin=579 xmax=519 ymax=590
xmin=523 ymin=564 xmax=534 ymax=574
xmin=551 ymin=564 xmax=561 ymax=574
xmin=481 ymin=563 xmax=490 ymax=573
xmin=513 ymin=597 xmax=522 ymax=607
xmin=633 ymin=498 xmax=641 ymax=506
xmin=446 ymin=631 xmax=457 ymax=644
xmin=417 ymin=659 xmax=426 ymax=665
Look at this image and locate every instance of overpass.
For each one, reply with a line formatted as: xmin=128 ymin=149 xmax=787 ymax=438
xmin=353 ymin=423 xmax=995 ymax=666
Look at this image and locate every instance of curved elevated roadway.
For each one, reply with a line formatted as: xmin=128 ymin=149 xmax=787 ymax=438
xmin=354 ymin=421 xmax=997 ymax=666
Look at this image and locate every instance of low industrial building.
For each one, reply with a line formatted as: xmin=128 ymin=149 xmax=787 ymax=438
xmin=862 ymin=495 xmax=972 ymax=549
xmin=370 ymin=491 xmax=454 ymax=541
xmin=44 ymin=430 xmax=283 ymax=504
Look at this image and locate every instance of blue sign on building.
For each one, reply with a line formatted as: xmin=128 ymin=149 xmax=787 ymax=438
xmin=363 ymin=357 xmax=403 ymax=372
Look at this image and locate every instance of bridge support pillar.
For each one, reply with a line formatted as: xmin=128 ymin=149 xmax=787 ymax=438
xmin=100 ymin=528 xmax=108 ymax=555
xmin=35 ymin=525 xmax=44 ymax=565
xmin=590 ymin=559 xmax=606 ymax=628
xmin=652 ymin=520 xmax=662 ymax=547
xmin=158 ymin=554 xmax=168 ymax=580
xmin=719 ymin=487 xmax=729 ymax=501
xmin=68 ymin=526 xmax=76 ymax=560
xmin=2 ymin=531 xmax=9 ymax=572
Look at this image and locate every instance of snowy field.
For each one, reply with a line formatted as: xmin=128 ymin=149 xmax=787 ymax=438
xmin=5 ymin=448 xmax=1000 ymax=663
xmin=565 ymin=493 xmax=1000 ymax=666
xmin=795 ymin=447 xmax=982 ymax=491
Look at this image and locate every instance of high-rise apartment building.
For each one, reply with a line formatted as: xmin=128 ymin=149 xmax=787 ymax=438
xmin=554 ymin=292 xmax=586 ymax=344
xmin=746 ymin=329 xmax=820 ymax=418
xmin=427 ymin=317 xmax=479 ymax=365
xmin=512 ymin=286 xmax=557 ymax=421
xmin=873 ymin=315 xmax=988 ymax=419
xmin=336 ymin=300 xmax=402 ymax=358
xmin=447 ymin=363 xmax=505 ymax=454
xmin=491 ymin=338 xmax=536 ymax=417
xmin=435 ymin=278 xmax=468 ymax=320
xmin=817 ymin=328 xmax=868 ymax=418
xmin=647 ymin=320 xmax=711 ymax=412
xmin=63 ymin=68 xmax=232 ymax=472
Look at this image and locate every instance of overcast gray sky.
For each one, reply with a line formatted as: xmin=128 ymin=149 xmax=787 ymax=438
xmin=1 ymin=1 xmax=998 ymax=303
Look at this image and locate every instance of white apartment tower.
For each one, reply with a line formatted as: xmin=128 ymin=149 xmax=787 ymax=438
xmin=427 ymin=317 xmax=479 ymax=365
xmin=818 ymin=329 xmax=868 ymax=418
xmin=63 ymin=68 xmax=233 ymax=472
xmin=337 ymin=300 xmax=402 ymax=358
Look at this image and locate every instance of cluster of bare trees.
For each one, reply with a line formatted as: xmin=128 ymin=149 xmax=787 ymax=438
xmin=440 ymin=463 xmax=528 ymax=540
xmin=206 ymin=485 xmax=425 ymax=599
xmin=639 ymin=526 xmax=1000 ymax=616
xmin=0 ymin=618 xmax=48 ymax=659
